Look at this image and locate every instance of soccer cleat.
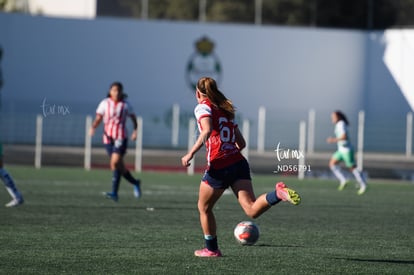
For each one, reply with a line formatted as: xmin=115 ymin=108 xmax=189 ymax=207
xmin=194 ymin=248 xmax=222 ymax=257
xmin=338 ymin=181 xmax=348 ymax=191
xmin=276 ymin=182 xmax=301 ymax=205
xmin=103 ymin=192 xmax=118 ymax=202
xmin=357 ymin=186 xmax=367 ymax=195
xmin=5 ymin=198 xmax=24 ymax=208
xmin=133 ymin=180 xmax=142 ymax=198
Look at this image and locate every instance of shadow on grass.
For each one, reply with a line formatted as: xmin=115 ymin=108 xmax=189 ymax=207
xmin=256 ymin=244 xmax=304 ymax=248
xmin=334 ymin=257 xmax=414 ymax=265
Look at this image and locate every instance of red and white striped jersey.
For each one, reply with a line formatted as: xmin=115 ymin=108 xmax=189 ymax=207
xmin=96 ymin=98 xmax=135 ymax=144
xmin=194 ymin=99 xmax=244 ymax=169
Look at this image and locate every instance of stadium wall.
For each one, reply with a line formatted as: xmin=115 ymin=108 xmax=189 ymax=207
xmin=0 ymin=13 xmax=411 ymax=151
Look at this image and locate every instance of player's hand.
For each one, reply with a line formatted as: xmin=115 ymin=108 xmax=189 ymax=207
xmin=181 ymin=153 xmax=193 ymax=167
xmin=89 ymin=128 xmax=95 ymax=137
xmin=326 ymin=137 xmax=336 ymax=143
xmin=131 ymin=130 xmax=137 ymax=141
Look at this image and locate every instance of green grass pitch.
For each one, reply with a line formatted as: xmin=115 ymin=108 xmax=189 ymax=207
xmin=0 ymin=166 xmax=413 ymax=274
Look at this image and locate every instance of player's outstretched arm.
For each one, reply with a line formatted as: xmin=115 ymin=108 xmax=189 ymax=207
xmin=181 ymin=117 xmax=212 ymax=167
xmin=129 ymin=114 xmax=138 ymax=140
xmin=90 ymin=114 xmax=103 ymax=136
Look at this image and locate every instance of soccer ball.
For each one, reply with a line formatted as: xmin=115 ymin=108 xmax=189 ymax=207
xmin=234 ymin=221 xmax=260 ymax=245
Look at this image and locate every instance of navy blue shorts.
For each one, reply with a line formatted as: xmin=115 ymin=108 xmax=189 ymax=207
xmin=105 ymin=138 xmax=128 ymax=156
xmin=202 ymin=158 xmax=252 ymax=189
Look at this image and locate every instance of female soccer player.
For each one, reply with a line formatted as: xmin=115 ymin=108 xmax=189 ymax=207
xmin=326 ymin=110 xmax=367 ymax=195
xmin=90 ymin=81 xmax=141 ymax=202
xmin=181 ymin=77 xmax=301 ymax=257
xmin=0 ymin=143 xmax=24 ymax=207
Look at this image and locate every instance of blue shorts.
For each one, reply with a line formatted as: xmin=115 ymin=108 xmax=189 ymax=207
xmin=105 ymin=138 xmax=128 ymax=156
xmin=202 ymin=158 xmax=252 ymax=189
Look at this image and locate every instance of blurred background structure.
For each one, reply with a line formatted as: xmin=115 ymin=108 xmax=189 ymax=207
xmin=2 ymin=0 xmax=414 ymax=29
xmin=0 ymin=0 xmax=413 ymax=179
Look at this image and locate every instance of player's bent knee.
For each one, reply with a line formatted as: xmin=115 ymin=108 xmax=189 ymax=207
xmin=243 ymin=208 xmax=259 ymax=219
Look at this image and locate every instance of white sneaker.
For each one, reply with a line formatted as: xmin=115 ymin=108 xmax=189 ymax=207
xmin=357 ymin=186 xmax=367 ymax=195
xmin=5 ymin=198 xmax=24 ymax=207
xmin=338 ymin=181 xmax=348 ymax=191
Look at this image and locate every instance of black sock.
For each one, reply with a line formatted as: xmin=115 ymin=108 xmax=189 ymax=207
xmin=111 ymin=170 xmax=121 ymax=194
xmin=123 ymin=171 xmax=138 ymax=185
xmin=205 ymin=235 xmax=218 ymax=251
xmin=266 ymin=191 xmax=281 ymax=205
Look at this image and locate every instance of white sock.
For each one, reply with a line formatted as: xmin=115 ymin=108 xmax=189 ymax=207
xmin=330 ymin=165 xmax=347 ymax=183
xmin=0 ymin=168 xmax=21 ymax=200
xmin=352 ymin=168 xmax=367 ymax=188
xmin=6 ymin=187 xmax=17 ymax=200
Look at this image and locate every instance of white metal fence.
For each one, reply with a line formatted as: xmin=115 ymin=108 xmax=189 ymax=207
xmin=1 ymin=106 xmax=413 ymax=176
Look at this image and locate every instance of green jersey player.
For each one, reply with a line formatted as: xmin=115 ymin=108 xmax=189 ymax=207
xmin=326 ymin=111 xmax=367 ymax=195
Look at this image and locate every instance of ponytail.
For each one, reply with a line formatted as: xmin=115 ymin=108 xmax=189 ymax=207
xmin=197 ymin=77 xmax=235 ymax=120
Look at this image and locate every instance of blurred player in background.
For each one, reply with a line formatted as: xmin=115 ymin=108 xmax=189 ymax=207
xmin=0 ymin=48 xmax=23 ymax=207
xmin=181 ymin=77 xmax=301 ymax=257
xmin=89 ymin=81 xmax=141 ymax=202
xmin=0 ymin=143 xmax=24 ymax=207
xmin=327 ymin=110 xmax=367 ymax=195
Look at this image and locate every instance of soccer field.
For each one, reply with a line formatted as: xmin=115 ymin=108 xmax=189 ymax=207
xmin=1 ymin=166 xmax=413 ymax=274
